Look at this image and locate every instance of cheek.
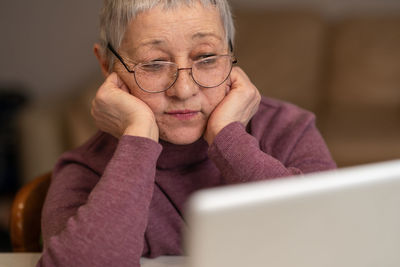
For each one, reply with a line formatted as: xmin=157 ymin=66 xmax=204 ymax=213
xmin=118 ymin=71 xmax=165 ymax=112
xmin=202 ymin=83 xmax=228 ymax=114
xmin=135 ymin=93 xmax=165 ymax=115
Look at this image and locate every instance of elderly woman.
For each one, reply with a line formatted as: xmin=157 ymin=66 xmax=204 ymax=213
xmin=38 ymin=0 xmax=336 ymax=266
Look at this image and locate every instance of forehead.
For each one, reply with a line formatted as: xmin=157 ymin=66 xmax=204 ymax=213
xmin=121 ymin=2 xmax=226 ymax=51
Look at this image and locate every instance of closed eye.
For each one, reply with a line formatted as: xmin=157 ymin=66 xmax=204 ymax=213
xmin=139 ymin=61 xmax=169 ymax=72
xmin=151 ymin=58 xmax=169 ymax=62
xmin=197 ymin=55 xmax=218 ymax=64
xmin=197 ymin=54 xmax=216 ymax=60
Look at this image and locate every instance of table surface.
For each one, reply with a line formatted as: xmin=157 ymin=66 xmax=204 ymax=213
xmin=0 ymin=253 xmax=186 ymax=267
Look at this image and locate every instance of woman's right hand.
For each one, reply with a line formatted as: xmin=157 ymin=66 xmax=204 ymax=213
xmin=91 ymin=72 xmax=159 ymax=142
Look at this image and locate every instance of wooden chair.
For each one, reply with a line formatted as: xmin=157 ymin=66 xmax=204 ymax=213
xmin=10 ymin=172 xmax=51 ymax=252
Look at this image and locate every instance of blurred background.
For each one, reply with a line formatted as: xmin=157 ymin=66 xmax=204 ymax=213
xmin=1 ymin=0 xmax=400 ymax=251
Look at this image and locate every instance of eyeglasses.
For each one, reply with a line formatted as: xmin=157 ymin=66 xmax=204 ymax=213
xmin=107 ymin=43 xmax=237 ymax=93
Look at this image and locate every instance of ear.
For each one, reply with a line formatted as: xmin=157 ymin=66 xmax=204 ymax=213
xmin=94 ymin=43 xmax=110 ymax=77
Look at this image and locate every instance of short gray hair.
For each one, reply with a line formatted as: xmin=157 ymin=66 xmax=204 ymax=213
xmin=99 ymin=0 xmax=235 ymax=71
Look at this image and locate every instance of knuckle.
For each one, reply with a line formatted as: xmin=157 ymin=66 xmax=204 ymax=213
xmin=90 ymin=106 xmax=96 ymax=118
xmin=255 ymin=90 xmax=261 ymax=101
xmin=95 ymin=87 xmax=107 ymax=102
xmin=90 ymin=98 xmax=97 ymax=108
xmin=242 ymin=87 xmax=255 ymax=99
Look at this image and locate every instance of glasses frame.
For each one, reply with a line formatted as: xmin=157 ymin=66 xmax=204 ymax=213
xmin=107 ymin=43 xmax=237 ymax=93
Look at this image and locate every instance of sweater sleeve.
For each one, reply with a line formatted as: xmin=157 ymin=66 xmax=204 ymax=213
xmin=208 ymin=121 xmax=336 ymax=184
xmin=37 ymin=135 xmax=162 ymax=267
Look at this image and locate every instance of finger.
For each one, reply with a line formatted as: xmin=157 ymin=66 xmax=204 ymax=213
xmin=115 ymin=74 xmax=130 ymax=93
xmin=229 ymin=67 xmax=261 ymax=112
xmin=104 ymin=72 xmax=119 ymax=86
xmin=105 ymin=72 xmax=130 ymax=93
xmin=229 ymin=67 xmax=251 ymax=91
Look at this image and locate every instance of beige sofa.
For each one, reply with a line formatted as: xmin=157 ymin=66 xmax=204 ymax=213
xmin=17 ymin=9 xmax=400 ymax=183
xmin=235 ymin=9 xmax=400 ymax=167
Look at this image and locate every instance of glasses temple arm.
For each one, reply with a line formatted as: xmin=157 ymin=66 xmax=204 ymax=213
xmin=107 ymin=43 xmax=134 ymax=73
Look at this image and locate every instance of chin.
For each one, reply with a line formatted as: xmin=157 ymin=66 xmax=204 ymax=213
xmin=160 ymin=129 xmax=204 ymax=145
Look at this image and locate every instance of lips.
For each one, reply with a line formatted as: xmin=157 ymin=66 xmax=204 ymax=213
xmin=165 ymin=110 xmax=200 ymax=120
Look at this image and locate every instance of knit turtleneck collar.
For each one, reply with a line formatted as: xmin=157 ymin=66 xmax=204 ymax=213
xmin=156 ymin=138 xmax=209 ymax=170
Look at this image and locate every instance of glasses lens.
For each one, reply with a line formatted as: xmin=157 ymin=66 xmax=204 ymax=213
xmin=192 ymin=55 xmax=232 ymax=88
xmin=135 ymin=62 xmax=177 ymax=92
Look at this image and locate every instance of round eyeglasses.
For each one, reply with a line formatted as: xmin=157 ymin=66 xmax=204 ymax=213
xmin=108 ymin=43 xmax=237 ymax=93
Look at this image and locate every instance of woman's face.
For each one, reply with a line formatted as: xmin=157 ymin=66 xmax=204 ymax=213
xmin=115 ymin=2 xmax=230 ymax=145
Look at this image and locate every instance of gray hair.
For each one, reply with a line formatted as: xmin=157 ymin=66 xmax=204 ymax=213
xmin=99 ymin=0 xmax=235 ymax=71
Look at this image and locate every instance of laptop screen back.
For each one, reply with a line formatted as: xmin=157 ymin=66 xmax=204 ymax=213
xmin=184 ymin=160 xmax=400 ymax=267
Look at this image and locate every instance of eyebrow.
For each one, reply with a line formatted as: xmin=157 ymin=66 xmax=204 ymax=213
xmin=138 ymin=32 xmax=222 ymax=46
xmin=132 ymin=32 xmax=223 ymax=53
xmin=136 ymin=39 xmax=165 ymax=49
xmin=192 ymin=32 xmax=223 ymax=41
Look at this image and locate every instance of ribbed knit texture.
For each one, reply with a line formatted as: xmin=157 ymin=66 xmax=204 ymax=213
xmin=37 ymin=97 xmax=336 ymax=267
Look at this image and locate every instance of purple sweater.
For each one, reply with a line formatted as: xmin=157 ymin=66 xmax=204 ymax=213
xmin=38 ymin=97 xmax=336 ymax=266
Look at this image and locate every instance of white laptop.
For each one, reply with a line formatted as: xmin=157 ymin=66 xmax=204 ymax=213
xmin=183 ymin=160 xmax=400 ymax=267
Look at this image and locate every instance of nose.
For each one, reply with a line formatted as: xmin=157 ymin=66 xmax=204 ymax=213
xmin=165 ymin=67 xmax=200 ymax=99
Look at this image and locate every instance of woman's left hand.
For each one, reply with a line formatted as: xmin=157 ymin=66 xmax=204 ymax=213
xmin=204 ymin=67 xmax=261 ymax=145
